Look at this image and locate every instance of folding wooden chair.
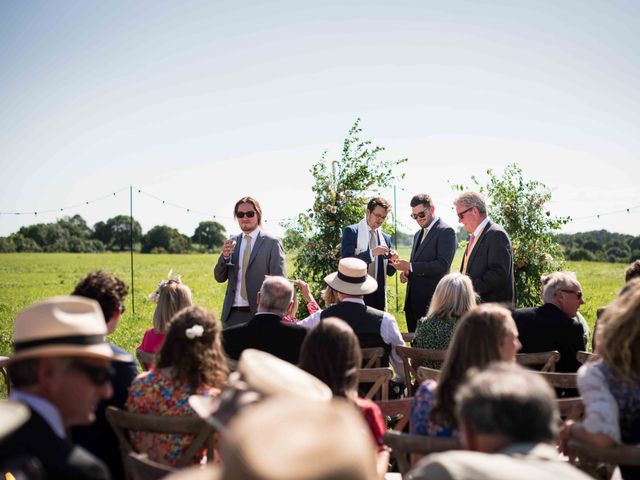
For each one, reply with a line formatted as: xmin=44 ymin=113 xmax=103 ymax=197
xmin=535 ymin=370 xmax=578 ymax=390
xmin=566 ymin=438 xmax=640 ymax=480
xmin=136 ymin=350 xmax=156 ymax=371
xmin=416 ymin=366 xmax=440 ymax=384
xmin=126 ymin=452 xmax=176 ymax=480
xmin=0 ymin=356 xmax=10 ymax=395
xmin=383 ymin=431 xmax=462 ymax=474
xmin=358 ymin=367 xmax=393 ymax=401
xmin=376 ymin=398 xmax=413 ymax=432
xmin=361 ymin=347 xmax=385 ymax=368
xmin=556 ymin=397 xmax=584 ymax=421
xmin=395 ymin=346 xmax=447 ymax=396
xmin=105 ymin=406 xmax=216 ymax=479
xmin=516 ymin=351 xmax=560 ymax=372
xmin=576 ymin=351 xmax=600 ymax=365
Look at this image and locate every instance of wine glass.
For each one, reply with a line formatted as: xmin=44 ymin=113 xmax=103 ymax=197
xmin=224 ymin=237 xmax=237 ymax=266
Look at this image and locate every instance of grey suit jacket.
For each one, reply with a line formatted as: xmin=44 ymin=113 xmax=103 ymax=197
xmin=214 ymin=230 xmax=286 ymax=323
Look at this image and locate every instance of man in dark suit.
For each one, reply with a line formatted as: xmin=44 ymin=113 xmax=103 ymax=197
xmin=513 ymin=272 xmax=586 ymax=373
xmin=214 ymin=196 xmax=286 ymax=328
xmin=223 ymin=276 xmax=307 ymax=364
xmin=454 ymin=191 xmax=515 ymax=306
xmin=392 ymin=194 xmax=456 ymax=332
xmin=341 ymin=197 xmax=396 ymax=311
xmin=2 ymin=296 xmax=133 ymax=480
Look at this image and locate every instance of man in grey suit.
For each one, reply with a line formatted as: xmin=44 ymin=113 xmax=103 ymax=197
xmin=214 ymin=196 xmax=286 ymax=328
xmin=392 ymin=194 xmax=456 ymax=332
xmin=455 ymin=191 xmax=515 ymax=306
xmin=407 ymin=363 xmax=592 ymax=480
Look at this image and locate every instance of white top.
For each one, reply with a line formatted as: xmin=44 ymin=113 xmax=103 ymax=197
xmin=233 ymin=227 xmax=260 ymax=307
xmin=577 ymin=361 xmax=621 ymax=442
xmin=297 ymin=298 xmax=406 ymax=383
xmin=10 ymin=389 xmax=66 ymax=438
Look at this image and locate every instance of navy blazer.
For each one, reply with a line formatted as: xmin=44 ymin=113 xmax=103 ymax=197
xmin=341 ymin=224 xmax=395 ymax=311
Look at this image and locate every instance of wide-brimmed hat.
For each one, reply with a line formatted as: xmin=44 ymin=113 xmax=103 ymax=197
xmin=0 ymin=296 xmax=131 ymax=366
xmin=324 ymin=257 xmax=378 ymax=296
xmin=189 ymin=349 xmax=331 ymax=432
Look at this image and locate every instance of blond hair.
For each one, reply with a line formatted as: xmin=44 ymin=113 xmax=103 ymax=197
xmin=152 ymin=277 xmax=193 ymax=333
xmin=427 ymin=272 xmax=478 ymax=319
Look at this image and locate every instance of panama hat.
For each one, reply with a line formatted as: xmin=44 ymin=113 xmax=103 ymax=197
xmin=323 ymin=257 xmax=378 ymax=296
xmin=189 ymin=349 xmax=332 ymax=432
xmin=0 ymin=296 xmax=131 ymax=366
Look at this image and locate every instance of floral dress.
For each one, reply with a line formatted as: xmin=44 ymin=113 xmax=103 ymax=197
xmin=126 ymin=369 xmax=220 ymax=466
xmin=409 ymin=380 xmax=456 ymax=437
xmin=411 ymin=316 xmax=459 ymax=369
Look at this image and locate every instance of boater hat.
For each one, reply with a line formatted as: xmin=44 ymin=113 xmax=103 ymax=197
xmin=0 ymin=296 xmax=131 ymax=366
xmin=323 ymin=257 xmax=378 ymax=296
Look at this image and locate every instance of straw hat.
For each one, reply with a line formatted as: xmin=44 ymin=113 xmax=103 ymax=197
xmin=189 ymin=349 xmax=331 ymax=431
xmin=324 ymin=258 xmax=378 ymax=296
xmin=0 ymin=296 xmax=131 ymax=366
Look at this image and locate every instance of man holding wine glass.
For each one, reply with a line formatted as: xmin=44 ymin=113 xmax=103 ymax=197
xmin=214 ymin=196 xmax=286 ymax=328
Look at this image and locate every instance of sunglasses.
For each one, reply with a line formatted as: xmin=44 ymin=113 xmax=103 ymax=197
xmin=410 ymin=208 xmax=429 ymax=220
xmin=68 ymin=361 xmax=114 ymax=386
xmin=560 ymin=289 xmax=583 ymax=300
xmin=236 ymin=211 xmax=256 ymax=219
xmin=456 ymin=207 xmax=474 ymax=219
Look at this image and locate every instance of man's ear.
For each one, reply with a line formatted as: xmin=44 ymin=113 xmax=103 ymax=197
xmin=286 ymin=300 xmax=295 ymax=316
xmin=256 ymin=292 xmax=261 ymax=305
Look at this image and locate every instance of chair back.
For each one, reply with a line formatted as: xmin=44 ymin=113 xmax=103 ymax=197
xmin=516 ymin=351 xmax=560 ymax=372
xmin=576 ymin=351 xmax=600 ymax=364
xmin=536 ymin=371 xmax=578 ymax=390
xmin=105 ymin=406 xmax=216 ymax=477
xmin=383 ymin=431 xmax=462 ymax=474
xmin=395 ymin=346 xmax=447 ymax=396
xmin=556 ymin=397 xmax=584 ymax=421
xmin=375 ymin=398 xmax=413 ymax=433
xmin=0 ymin=356 xmax=10 ymax=395
xmin=416 ymin=366 xmax=440 ymax=384
xmin=126 ymin=452 xmax=176 ymax=480
xmin=361 ymin=347 xmax=385 ymax=368
xmin=136 ymin=350 xmax=156 ymax=371
xmin=566 ymin=438 xmax=640 ymax=479
xmin=358 ymin=367 xmax=393 ymax=401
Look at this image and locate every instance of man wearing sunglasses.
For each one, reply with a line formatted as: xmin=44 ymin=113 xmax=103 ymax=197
xmin=391 ymin=194 xmax=456 ymax=332
xmin=1 ymin=296 xmax=133 ymax=479
xmin=215 ymin=196 xmax=286 ymax=327
xmin=454 ymin=191 xmax=515 ymax=305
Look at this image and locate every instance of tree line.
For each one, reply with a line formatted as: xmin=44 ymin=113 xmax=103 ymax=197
xmin=0 ymin=214 xmax=227 ymax=254
xmin=555 ymin=230 xmax=640 ymax=263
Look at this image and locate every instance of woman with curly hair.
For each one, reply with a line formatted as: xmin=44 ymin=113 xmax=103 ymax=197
xmin=126 ymin=306 xmax=228 ymax=466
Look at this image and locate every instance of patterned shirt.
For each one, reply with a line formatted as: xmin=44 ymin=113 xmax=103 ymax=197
xmin=409 ymin=380 xmax=456 ymax=438
xmin=411 ymin=316 xmax=459 ymax=369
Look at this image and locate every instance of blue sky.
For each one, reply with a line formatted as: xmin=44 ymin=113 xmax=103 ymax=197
xmin=1 ymin=0 xmax=638 ymax=238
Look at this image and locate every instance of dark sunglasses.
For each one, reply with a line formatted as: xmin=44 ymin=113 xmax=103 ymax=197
xmin=560 ymin=289 xmax=583 ymax=300
xmin=236 ymin=211 xmax=256 ymax=219
xmin=68 ymin=361 xmax=114 ymax=386
xmin=456 ymin=207 xmax=474 ymax=219
xmin=410 ymin=208 xmax=429 ymax=220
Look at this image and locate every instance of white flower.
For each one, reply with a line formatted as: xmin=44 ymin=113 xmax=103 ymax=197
xmin=185 ymin=324 xmax=204 ymax=339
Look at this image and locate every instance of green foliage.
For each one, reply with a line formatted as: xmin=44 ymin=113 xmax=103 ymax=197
xmin=556 ymin=230 xmax=640 ymax=263
xmin=142 ymin=225 xmax=191 ymax=253
xmin=192 ymin=221 xmax=226 ymax=250
xmin=95 ymin=215 xmax=143 ymax=251
xmin=282 ymin=119 xmax=406 ymax=299
xmin=453 ymin=163 xmax=570 ymax=307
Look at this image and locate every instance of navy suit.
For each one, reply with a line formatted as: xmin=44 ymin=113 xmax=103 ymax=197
xmin=404 ymin=219 xmax=456 ymax=332
xmin=341 ymin=224 xmax=395 ymax=311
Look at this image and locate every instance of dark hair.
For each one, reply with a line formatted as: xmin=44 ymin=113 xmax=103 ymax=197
xmin=157 ymin=306 xmax=229 ymax=390
xmin=6 ymin=358 xmax=40 ymax=388
xmin=625 ymin=260 xmax=640 ymax=283
xmin=72 ymin=270 xmax=128 ymax=322
xmin=299 ymin=317 xmax=361 ymax=399
xmin=234 ymin=196 xmax=263 ymax=225
xmin=410 ymin=194 xmax=433 ymax=209
xmin=366 ymin=197 xmax=391 ymax=212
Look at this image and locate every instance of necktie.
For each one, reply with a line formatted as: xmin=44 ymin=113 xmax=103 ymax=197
xmin=240 ymin=234 xmax=252 ymax=300
xmin=462 ymin=234 xmax=476 ymax=274
xmin=420 ymin=227 xmax=429 ymax=244
xmin=368 ymin=230 xmax=377 ymax=277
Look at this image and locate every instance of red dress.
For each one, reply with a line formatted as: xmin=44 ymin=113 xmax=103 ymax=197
xmin=355 ymin=397 xmax=386 ymax=447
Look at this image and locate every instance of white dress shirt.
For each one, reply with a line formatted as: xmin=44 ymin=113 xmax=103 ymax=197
xmin=10 ymin=389 xmax=66 ymax=438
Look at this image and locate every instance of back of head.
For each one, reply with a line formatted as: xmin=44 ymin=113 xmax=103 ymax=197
xmin=427 ymin=272 xmax=478 ymax=320
xmin=455 ymin=362 xmax=558 ymax=446
xmin=72 ymin=270 xmax=128 ymax=322
xmin=625 ymin=260 xmax=640 ymax=283
xmin=157 ymin=306 xmax=228 ymax=389
xmin=152 ymin=276 xmax=193 ymax=333
xmin=258 ymin=276 xmax=293 ymax=316
xmin=299 ymin=317 xmax=362 ymax=398
xmin=541 ymin=271 xmax=578 ymax=304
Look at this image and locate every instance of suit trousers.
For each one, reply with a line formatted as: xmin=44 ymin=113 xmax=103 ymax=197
xmin=225 ymin=310 xmax=253 ymax=328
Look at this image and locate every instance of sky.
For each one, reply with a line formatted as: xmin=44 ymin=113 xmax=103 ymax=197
xmin=1 ymin=0 xmax=639 ymax=240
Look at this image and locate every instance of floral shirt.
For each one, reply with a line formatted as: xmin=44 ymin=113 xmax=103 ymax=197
xmin=411 ymin=316 xmax=458 ymax=369
xmin=409 ymin=380 xmax=456 ymax=437
xmin=126 ymin=369 xmax=220 ymax=466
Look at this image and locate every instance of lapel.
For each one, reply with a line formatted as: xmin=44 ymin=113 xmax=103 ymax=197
xmin=413 ymin=219 xmax=440 ymax=259
xmin=231 ymin=233 xmax=242 ymax=265
xmin=466 ymin=221 xmax=490 ymax=268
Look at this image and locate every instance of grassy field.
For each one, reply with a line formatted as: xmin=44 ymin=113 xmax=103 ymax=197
xmin=0 ymin=251 xmax=629 ymax=397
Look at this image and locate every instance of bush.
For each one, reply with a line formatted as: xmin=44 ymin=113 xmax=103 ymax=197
xmin=567 ymin=248 xmax=595 ymax=261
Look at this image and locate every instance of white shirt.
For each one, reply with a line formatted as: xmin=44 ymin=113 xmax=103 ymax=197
xmin=233 ymin=227 xmax=260 ymax=307
xmin=472 ymin=217 xmax=490 ymax=239
xmin=10 ymin=389 xmax=66 ymax=438
xmin=297 ymin=298 xmax=406 ymax=383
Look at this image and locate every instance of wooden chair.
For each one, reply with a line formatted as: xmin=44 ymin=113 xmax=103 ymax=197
xmin=566 ymin=438 xmax=640 ymax=479
xmin=383 ymin=431 xmax=462 ymax=474
xmin=0 ymin=356 xmax=10 ymax=395
xmin=395 ymin=346 xmax=447 ymax=396
xmin=361 ymin=347 xmax=385 ymax=368
xmin=402 ymin=332 xmax=415 ymax=343
xmin=358 ymin=367 xmax=393 ymax=401
xmin=535 ymin=371 xmax=578 ymax=390
xmin=556 ymin=397 xmax=584 ymax=421
xmin=376 ymin=398 xmax=413 ymax=432
xmin=416 ymin=366 xmax=440 ymax=384
xmin=105 ymin=406 xmax=216 ymax=479
xmin=516 ymin=351 xmax=560 ymax=372
xmin=136 ymin=350 xmax=156 ymax=371
xmin=126 ymin=452 xmax=176 ymax=480
xmin=576 ymin=351 xmax=600 ymax=364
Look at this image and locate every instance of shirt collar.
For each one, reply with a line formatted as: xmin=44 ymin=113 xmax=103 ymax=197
xmin=10 ymin=389 xmax=66 ymax=438
xmin=341 ymin=297 xmax=365 ymax=305
xmin=473 ymin=217 xmax=490 ymax=237
xmin=425 ymin=216 xmax=438 ymax=231
xmin=244 ymin=227 xmax=261 ymax=239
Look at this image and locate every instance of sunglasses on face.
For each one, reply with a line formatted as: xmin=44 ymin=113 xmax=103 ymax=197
xmin=410 ymin=208 xmax=429 ymax=220
xmin=456 ymin=207 xmax=474 ymax=219
xmin=560 ymin=289 xmax=583 ymax=300
xmin=236 ymin=211 xmax=256 ymax=219
xmin=68 ymin=361 xmax=114 ymax=386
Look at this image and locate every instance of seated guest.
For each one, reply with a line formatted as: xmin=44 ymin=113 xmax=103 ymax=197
xmin=410 ymin=304 xmax=521 ymax=438
xmin=560 ymin=278 xmax=640 ymax=480
xmin=298 ymin=258 xmax=406 ymax=384
xmin=408 ymin=363 xmax=592 ymax=480
xmin=412 ymin=272 xmax=478 ymax=368
xmin=2 ymin=296 xmax=131 ymax=479
xmin=223 ymin=276 xmax=307 ymax=364
xmin=137 ymin=274 xmax=193 ymax=361
xmin=299 ymin=317 xmax=389 ymax=478
xmin=282 ymin=279 xmax=321 ymax=323
xmin=70 ymin=271 xmax=137 ymax=480
xmin=513 ymin=271 xmax=586 ymax=372
xmin=127 ymin=306 xmax=228 ymax=466
xmin=540 ymin=273 xmax=590 ymax=348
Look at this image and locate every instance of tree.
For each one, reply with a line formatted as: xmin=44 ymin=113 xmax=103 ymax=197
xmin=282 ymin=119 xmax=406 ymax=298
xmin=453 ymin=164 xmax=570 ymax=308
xmin=96 ymin=215 xmax=142 ymax=251
xmin=192 ymin=221 xmax=226 ymax=249
xmin=142 ymin=225 xmax=191 ymax=253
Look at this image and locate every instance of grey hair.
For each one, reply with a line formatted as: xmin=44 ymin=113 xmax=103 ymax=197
xmin=259 ymin=276 xmax=294 ymax=315
xmin=542 ymin=271 xmax=579 ymax=303
xmin=455 ymin=362 xmax=558 ymax=443
xmin=427 ymin=272 xmax=478 ymax=319
xmin=453 ymin=192 xmax=487 ymax=216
